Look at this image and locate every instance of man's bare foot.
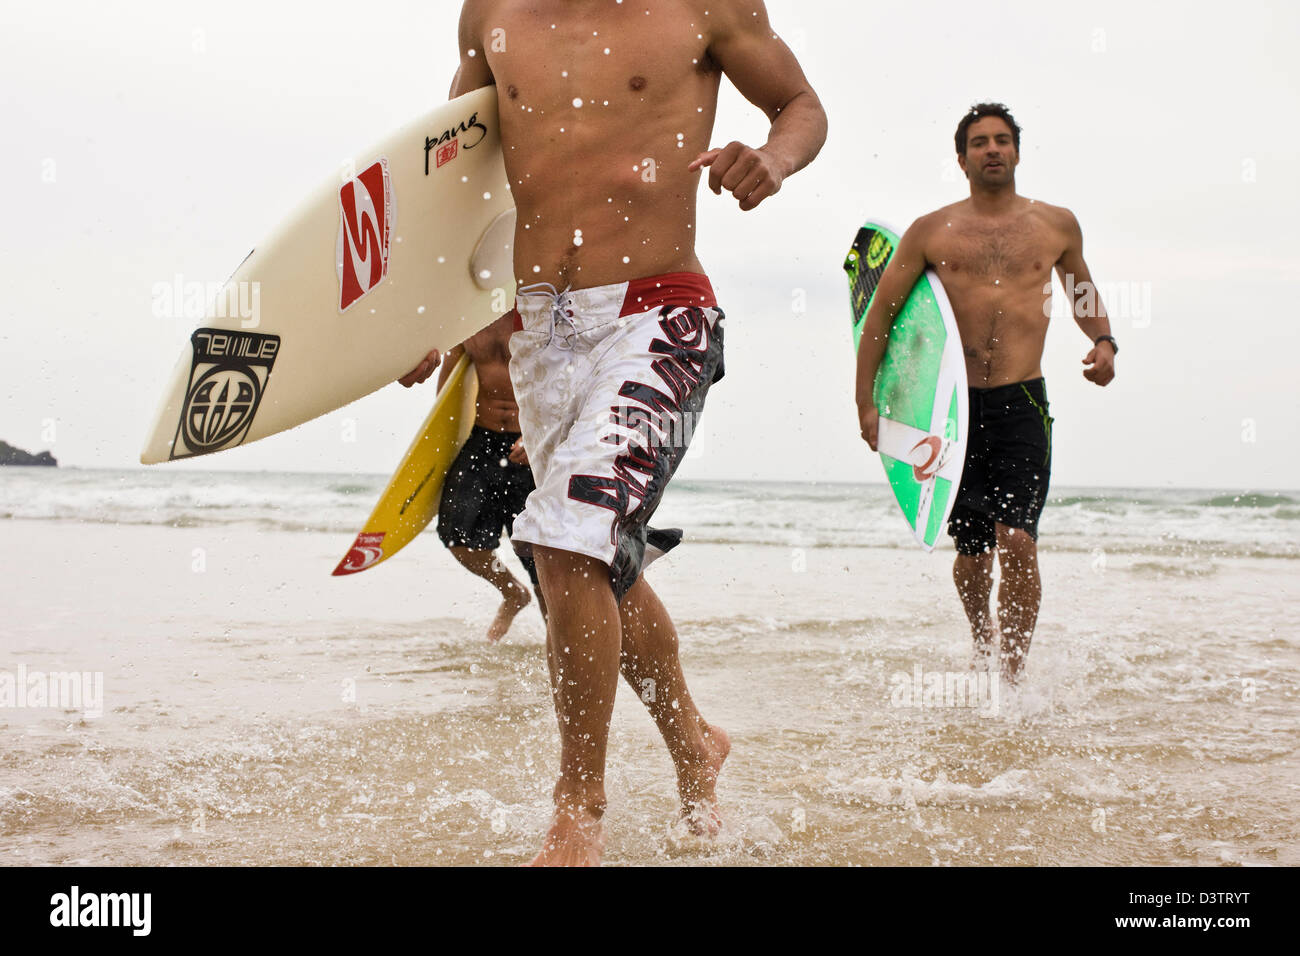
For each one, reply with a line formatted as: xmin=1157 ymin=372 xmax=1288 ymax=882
xmin=486 ymin=581 xmax=531 ymax=644
xmin=678 ymin=723 xmax=730 ymax=836
xmin=527 ymin=808 xmax=605 ymax=866
xmin=970 ymin=638 xmax=997 ymax=672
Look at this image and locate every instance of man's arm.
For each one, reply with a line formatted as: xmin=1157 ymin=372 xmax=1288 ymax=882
xmin=688 ymin=0 xmax=827 ymax=211
xmin=855 ymin=220 xmax=930 ymax=449
xmin=450 ymin=0 xmax=495 ymax=97
xmin=1054 ymin=210 xmax=1116 ymax=387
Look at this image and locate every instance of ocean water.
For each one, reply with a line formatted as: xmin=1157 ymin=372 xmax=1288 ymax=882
xmin=0 ymin=469 xmax=1296 ymax=866
xmin=2 ymin=467 xmax=1296 ymax=559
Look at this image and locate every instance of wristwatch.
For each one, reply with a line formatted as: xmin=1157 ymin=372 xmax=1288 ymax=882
xmin=1095 ymin=335 xmax=1119 ymax=355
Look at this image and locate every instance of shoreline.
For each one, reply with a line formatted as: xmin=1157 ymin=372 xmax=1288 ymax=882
xmin=2 ymin=519 xmax=1296 ymax=867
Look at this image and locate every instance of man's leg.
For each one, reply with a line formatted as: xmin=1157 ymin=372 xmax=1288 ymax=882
xmin=446 ymin=546 xmax=532 ymax=644
xmin=510 ymin=289 xmax=727 ymax=864
xmin=994 ymin=523 xmax=1041 ymax=683
xmin=529 ymin=545 xmax=622 ymax=867
xmin=953 ymin=549 xmax=998 ymax=666
xmin=616 ymin=574 xmax=728 ymax=832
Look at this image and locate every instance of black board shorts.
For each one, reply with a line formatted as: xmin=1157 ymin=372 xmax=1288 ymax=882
xmin=437 ymin=426 xmax=537 ymax=572
xmin=948 ymin=378 xmax=1053 ymax=555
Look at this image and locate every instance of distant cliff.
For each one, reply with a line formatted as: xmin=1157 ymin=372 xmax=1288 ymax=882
xmin=0 ymin=441 xmax=57 ymax=466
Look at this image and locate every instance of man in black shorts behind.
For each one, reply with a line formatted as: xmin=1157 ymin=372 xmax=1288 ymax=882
xmin=856 ymin=104 xmax=1118 ymax=682
xmin=403 ymin=312 xmax=542 ymax=643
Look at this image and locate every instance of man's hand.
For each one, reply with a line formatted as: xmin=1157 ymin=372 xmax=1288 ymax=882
xmin=508 ymin=436 xmax=529 ymax=467
xmin=858 ymin=402 xmax=880 ymax=451
xmin=689 ymin=142 xmax=784 ymax=211
xmin=399 ymin=349 xmax=442 ymax=388
xmin=1082 ymin=342 xmax=1116 ymax=386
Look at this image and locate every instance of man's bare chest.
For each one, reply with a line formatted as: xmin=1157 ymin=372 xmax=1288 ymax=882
xmin=482 ymin=5 xmax=714 ymax=113
xmin=929 ymin=217 xmax=1063 ymax=283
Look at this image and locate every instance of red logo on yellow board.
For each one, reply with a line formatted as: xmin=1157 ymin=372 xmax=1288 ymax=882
xmin=333 ymin=531 xmax=387 ymax=576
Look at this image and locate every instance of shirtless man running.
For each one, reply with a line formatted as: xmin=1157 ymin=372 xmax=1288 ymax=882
xmin=855 ymin=103 xmax=1117 ymax=684
xmin=408 ymin=314 xmax=542 ymax=644
xmin=412 ymin=0 xmax=826 ymax=865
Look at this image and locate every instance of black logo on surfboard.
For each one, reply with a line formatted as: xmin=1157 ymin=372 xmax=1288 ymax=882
xmin=424 ymin=112 xmax=489 ymax=174
xmin=170 ymin=328 xmax=280 ymax=460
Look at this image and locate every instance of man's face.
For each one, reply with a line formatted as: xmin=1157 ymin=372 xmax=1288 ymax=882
xmin=958 ymin=116 xmax=1019 ymax=186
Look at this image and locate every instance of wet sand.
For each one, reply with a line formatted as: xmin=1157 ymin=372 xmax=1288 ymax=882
xmin=2 ymin=520 xmax=1296 ymax=865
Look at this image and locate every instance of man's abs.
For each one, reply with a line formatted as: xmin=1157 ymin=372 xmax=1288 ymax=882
xmin=926 ymin=205 xmax=1066 ymax=387
xmin=477 ymin=0 xmax=722 ymax=290
xmin=464 ymin=332 xmax=521 ymax=433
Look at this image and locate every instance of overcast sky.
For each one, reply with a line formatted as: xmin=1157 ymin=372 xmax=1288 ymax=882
xmin=2 ymin=0 xmax=1297 ymax=489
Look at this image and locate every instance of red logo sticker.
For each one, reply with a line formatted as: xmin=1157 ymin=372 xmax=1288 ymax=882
xmin=338 ymin=159 xmax=393 ymax=312
xmin=436 ymin=139 xmax=459 ymax=168
xmin=910 ymin=436 xmax=944 ymax=482
xmin=332 ymin=531 xmax=387 ymax=576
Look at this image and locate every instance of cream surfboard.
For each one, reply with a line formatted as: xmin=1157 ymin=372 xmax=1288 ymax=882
xmin=844 ymin=221 xmax=968 ymax=551
xmin=333 ymin=354 xmax=479 ymax=576
xmin=140 ymin=86 xmax=515 ymax=464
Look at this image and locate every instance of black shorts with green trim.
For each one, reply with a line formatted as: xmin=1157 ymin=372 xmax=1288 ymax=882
xmin=948 ymin=378 xmax=1053 ymax=556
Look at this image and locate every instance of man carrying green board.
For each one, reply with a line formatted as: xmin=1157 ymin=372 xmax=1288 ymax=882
xmin=855 ymin=104 xmax=1118 ymax=683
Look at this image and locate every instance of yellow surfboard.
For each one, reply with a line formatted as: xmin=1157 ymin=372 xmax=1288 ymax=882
xmin=332 ymin=355 xmax=479 ymax=576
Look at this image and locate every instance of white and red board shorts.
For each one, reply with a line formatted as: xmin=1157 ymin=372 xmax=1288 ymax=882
xmin=507 ymin=273 xmax=725 ymax=599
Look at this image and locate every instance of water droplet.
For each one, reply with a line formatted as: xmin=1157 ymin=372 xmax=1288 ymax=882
xmin=572 ymin=97 xmax=584 ymax=108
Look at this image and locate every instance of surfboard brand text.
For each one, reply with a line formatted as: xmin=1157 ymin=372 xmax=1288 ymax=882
xmin=171 ymin=329 xmax=281 ymax=460
xmin=192 ymin=330 xmax=279 ymax=361
xmin=424 ymin=112 xmax=488 ymax=174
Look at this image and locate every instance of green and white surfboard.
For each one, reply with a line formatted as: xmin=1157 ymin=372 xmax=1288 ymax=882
xmin=844 ymin=221 xmax=968 ymax=551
